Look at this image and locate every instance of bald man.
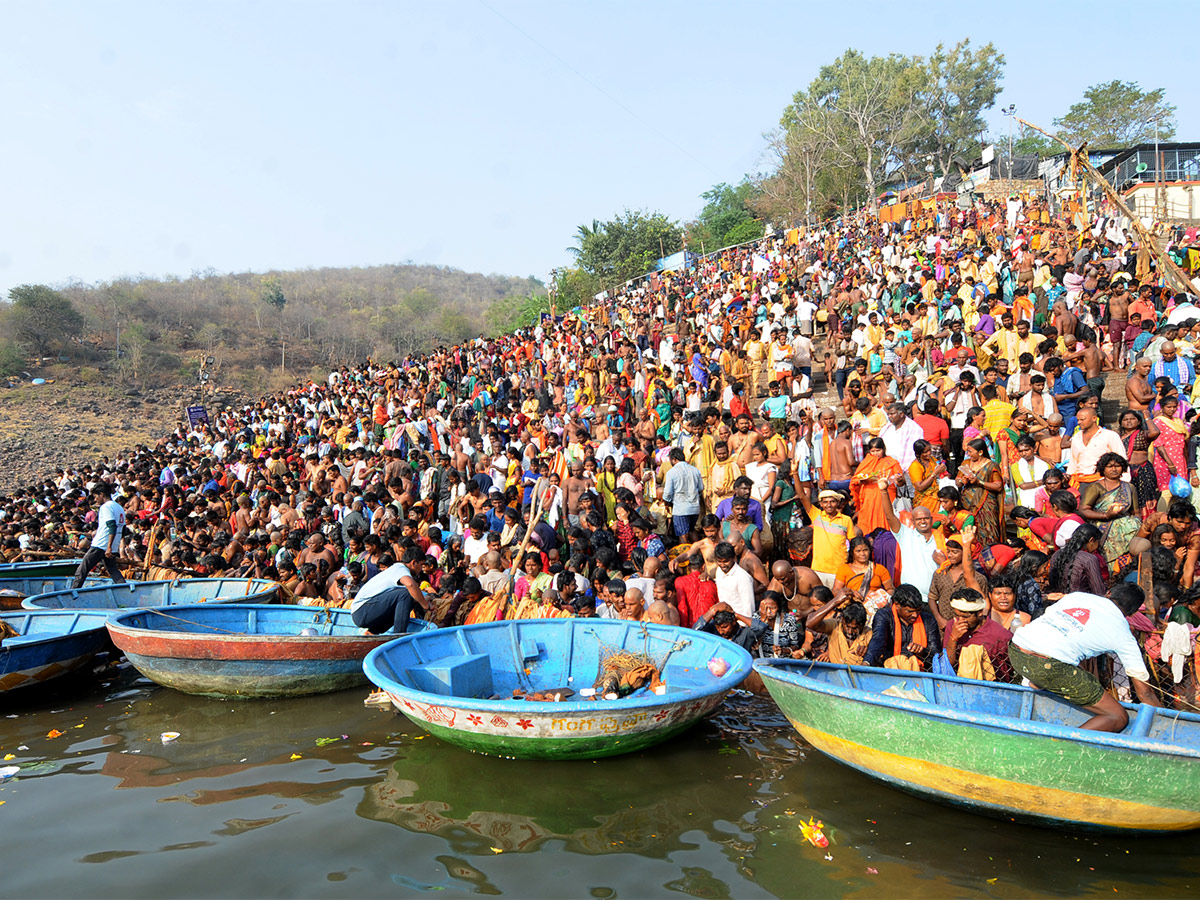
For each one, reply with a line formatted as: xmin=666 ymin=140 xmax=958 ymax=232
xmin=476 ymin=551 xmax=508 ymax=595
xmin=767 ymin=559 xmax=823 ymax=617
xmin=646 ymin=600 xmax=679 ymax=626
xmin=620 ymin=588 xmax=646 ymax=621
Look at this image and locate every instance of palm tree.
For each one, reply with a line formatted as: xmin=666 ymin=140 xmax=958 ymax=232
xmin=568 ymin=220 xmax=600 ymax=258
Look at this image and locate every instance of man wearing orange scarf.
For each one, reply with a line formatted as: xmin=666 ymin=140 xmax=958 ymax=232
xmin=863 ymin=585 xmax=942 ymax=670
xmin=811 ymin=408 xmax=838 ymax=488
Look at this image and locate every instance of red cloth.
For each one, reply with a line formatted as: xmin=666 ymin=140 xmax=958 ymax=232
xmin=941 ymin=617 xmax=1014 ymax=682
xmin=981 ymin=543 xmax=1017 ymax=573
xmin=674 ymin=572 xmax=718 ymax=628
xmin=914 ymin=414 xmax=949 ymax=447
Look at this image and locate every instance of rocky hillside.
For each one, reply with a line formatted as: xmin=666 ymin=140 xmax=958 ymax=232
xmin=0 ymin=367 xmax=250 ymax=493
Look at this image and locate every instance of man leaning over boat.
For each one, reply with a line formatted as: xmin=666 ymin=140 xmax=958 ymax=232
xmin=1008 ymin=583 xmax=1161 ymax=732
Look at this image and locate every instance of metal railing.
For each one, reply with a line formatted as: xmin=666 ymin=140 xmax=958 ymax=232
xmin=1109 ymin=148 xmax=1200 ymax=191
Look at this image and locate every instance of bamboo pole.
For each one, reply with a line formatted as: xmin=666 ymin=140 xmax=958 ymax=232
xmin=143 ymin=521 xmax=161 ymax=578
xmin=1016 ymin=117 xmax=1193 ymax=296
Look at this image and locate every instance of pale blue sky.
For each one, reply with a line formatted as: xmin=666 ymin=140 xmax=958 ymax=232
xmin=1 ymin=0 xmax=1189 ymax=297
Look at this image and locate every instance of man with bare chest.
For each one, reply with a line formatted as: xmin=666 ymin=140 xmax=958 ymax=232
xmin=297 ymin=532 xmax=339 ymax=591
xmin=1125 ymin=357 xmax=1155 ymax=411
xmin=767 ymin=559 xmax=823 ymax=617
xmin=1053 ymin=300 xmax=1079 ymax=348
xmin=828 ymin=421 xmax=855 ymax=493
xmin=728 ymin=413 xmax=757 ymax=466
xmin=1065 ymin=332 xmax=1106 ymax=402
xmin=563 ymin=461 xmax=589 ymax=527
xmin=1109 ymin=285 xmax=1131 ymax=367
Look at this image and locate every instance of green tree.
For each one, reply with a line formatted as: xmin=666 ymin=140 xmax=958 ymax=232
xmin=782 ymin=49 xmax=922 ymax=207
xmin=986 ymin=125 xmax=1058 ymax=172
xmin=119 ymin=322 xmax=151 ymax=384
xmin=917 ymin=40 xmax=1006 ymax=178
xmin=260 ymin=276 xmax=287 ymax=311
xmin=485 ymin=291 xmax=551 ymax=334
xmin=5 ymin=284 xmax=85 ymax=359
xmin=435 ymin=309 xmax=475 ymax=344
xmin=553 ymin=267 xmax=603 ymax=312
xmin=687 ymin=181 xmax=763 ymax=253
xmin=1054 ymin=81 xmax=1176 ymax=147
xmin=0 ymin=338 xmax=24 ymax=377
xmin=570 ymin=210 xmax=683 ymax=286
xmin=1011 ymin=126 xmax=1057 ymax=158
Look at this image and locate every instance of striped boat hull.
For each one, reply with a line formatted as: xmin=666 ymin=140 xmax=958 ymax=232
xmin=107 ymin=604 xmax=430 ymax=699
xmin=0 ymin=611 xmax=111 ymax=694
xmin=757 ymin=659 xmax=1200 ymax=832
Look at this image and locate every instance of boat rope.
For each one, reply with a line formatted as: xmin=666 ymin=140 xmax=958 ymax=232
xmin=582 ymin=625 xmax=689 ymax=650
xmin=125 ymin=609 xmax=246 ymax=636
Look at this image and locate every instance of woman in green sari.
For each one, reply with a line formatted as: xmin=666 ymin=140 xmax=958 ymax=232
xmin=956 ymin=438 xmax=1005 ymax=549
xmin=596 ymin=455 xmax=618 ymax=524
xmin=1079 ymin=452 xmax=1141 ymax=571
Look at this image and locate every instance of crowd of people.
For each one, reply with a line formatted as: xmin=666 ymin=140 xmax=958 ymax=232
xmin=10 ymin=192 xmax=1200 ymax=732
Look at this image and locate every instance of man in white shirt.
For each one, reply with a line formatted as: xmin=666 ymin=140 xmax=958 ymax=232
xmin=72 ymin=482 xmax=127 ymax=588
xmin=1010 ymin=584 xmax=1160 ymax=732
xmin=881 ymin=497 xmax=939 ymax=599
xmin=462 ymin=518 xmax=491 ymax=564
xmin=1066 ymin=406 xmax=1128 ymax=483
xmin=879 ymin=402 xmax=924 ymax=472
xmin=713 ymin=541 xmax=755 ymax=620
xmin=796 ymin=297 xmax=818 ymax=336
xmin=351 ymin=560 xmax=428 ymax=634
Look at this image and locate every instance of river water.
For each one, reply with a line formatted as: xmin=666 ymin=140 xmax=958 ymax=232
xmin=1 ymin=663 xmax=1196 ymax=899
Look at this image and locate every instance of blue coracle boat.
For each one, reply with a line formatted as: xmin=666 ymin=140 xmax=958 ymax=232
xmin=106 ymin=604 xmax=433 ymax=699
xmin=0 ymin=576 xmax=108 ymax=608
xmin=755 ymin=659 xmax=1200 ymax=832
xmin=23 ymin=578 xmax=280 ymax=610
xmin=0 ymin=610 xmax=112 ymax=694
xmin=363 ymin=618 xmax=751 ymax=759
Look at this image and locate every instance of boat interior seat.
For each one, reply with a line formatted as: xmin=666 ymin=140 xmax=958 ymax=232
xmin=660 ymin=662 xmax=713 ymax=691
xmin=1126 ymin=707 xmax=1155 ymax=737
xmin=408 ymin=653 xmax=494 ymax=698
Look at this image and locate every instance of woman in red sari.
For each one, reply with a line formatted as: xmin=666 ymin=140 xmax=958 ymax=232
xmin=1152 ymin=395 xmax=1188 ymax=495
xmin=850 ymin=438 xmax=903 ymax=534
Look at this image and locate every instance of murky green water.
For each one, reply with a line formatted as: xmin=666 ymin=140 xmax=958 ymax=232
xmin=1 ymin=663 xmax=1196 ymax=899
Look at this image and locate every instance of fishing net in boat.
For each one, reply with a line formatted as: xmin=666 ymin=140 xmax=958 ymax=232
xmin=591 ymin=628 xmax=689 ymax=697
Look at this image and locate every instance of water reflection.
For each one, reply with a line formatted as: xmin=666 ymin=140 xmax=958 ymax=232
xmin=358 ymin=695 xmax=781 ymax=857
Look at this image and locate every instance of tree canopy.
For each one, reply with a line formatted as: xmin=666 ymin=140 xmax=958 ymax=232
xmin=686 ymin=181 xmax=763 ymax=253
xmin=1053 ymin=80 xmax=1176 ymax=148
xmin=4 ymin=284 xmax=85 ymax=359
xmin=768 ymin=40 xmax=1006 ymax=220
xmin=570 ymin=210 xmax=683 ymax=286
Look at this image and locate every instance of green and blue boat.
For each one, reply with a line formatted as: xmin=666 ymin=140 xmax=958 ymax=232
xmin=756 ymin=659 xmax=1200 ymax=832
xmin=23 ymin=577 xmax=280 ymax=610
xmin=0 ymin=558 xmax=85 ymax=579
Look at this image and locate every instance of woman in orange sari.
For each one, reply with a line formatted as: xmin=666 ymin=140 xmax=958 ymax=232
xmin=908 ymin=439 xmax=946 ymax=513
xmin=850 ymin=438 xmax=903 ymax=534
